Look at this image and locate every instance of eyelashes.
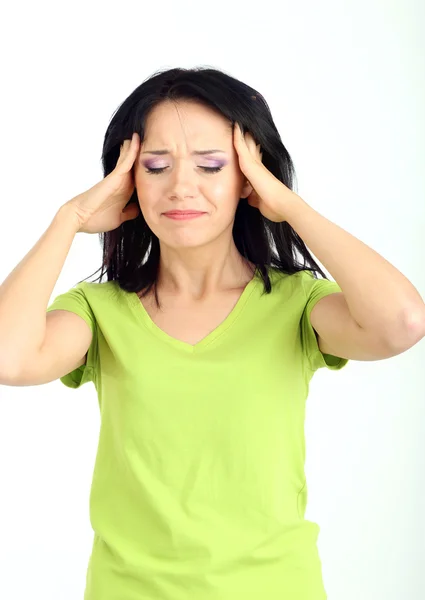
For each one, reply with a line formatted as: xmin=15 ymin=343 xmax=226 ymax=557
xmin=145 ymin=166 xmax=224 ymax=175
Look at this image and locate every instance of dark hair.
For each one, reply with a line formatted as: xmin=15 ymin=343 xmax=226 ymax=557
xmin=79 ymin=65 xmax=328 ymax=307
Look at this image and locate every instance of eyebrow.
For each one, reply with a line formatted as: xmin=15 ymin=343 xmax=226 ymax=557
xmin=141 ymin=149 xmax=226 ymax=156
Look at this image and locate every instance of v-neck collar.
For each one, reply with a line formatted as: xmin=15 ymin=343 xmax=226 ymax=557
xmin=122 ymin=268 xmax=261 ymax=354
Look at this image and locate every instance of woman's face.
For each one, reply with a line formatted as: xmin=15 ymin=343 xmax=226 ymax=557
xmin=133 ymin=100 xmax=252 ymax=249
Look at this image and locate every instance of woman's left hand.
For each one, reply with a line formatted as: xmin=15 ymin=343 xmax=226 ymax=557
xmin=233 ymin=122 xmax=297 ymax=223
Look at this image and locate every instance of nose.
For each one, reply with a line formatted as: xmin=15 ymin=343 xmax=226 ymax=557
xmin=167 ymin=159 xmax=198 ymax=200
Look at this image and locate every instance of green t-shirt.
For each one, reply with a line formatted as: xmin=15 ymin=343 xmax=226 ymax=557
xmin=46 ymin=266 xmax=348 ymax=600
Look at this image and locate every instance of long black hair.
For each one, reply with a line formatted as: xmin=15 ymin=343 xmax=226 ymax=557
xmin=79 ymin=66 xmax=328 ymax=307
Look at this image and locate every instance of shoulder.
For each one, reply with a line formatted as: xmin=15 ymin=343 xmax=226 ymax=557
xmin=76 ymin=280 xmax=121 ymax=302
xmin=266 ymin=267 xmax=336 ymax=297
xmin=290 ymin=269 xmax=341 ymax=299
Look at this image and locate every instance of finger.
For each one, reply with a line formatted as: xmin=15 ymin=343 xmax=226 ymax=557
xmin=234 ymin=124 xmax=250 ymax=157
xmin=119 ymin=134 xmax=140 ymax=170
xmin=117 ymin=137 xmax=132 ymax=164
xmin=121 ymin=133 xmax=138 ymax=153
xmin=243 ymin=134 xmax=260 ymax=161
xmin=236 ymin=125 xmax=258 ymax=157
xmin=120 ymin=136 xmax=132 ymax=152
xmin=234 ymin=122 xmax=246 ymax=144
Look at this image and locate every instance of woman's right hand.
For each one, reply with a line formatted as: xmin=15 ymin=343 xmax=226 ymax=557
xmin=65 ymin=133 xmax=141 ymax=234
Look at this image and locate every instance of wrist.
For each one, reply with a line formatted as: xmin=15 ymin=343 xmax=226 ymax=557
xmin=56 ymin=201 xmax=82 ymax=233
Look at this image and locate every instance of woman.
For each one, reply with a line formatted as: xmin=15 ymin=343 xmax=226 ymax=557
xmin=4 ymin=66 xmax=424 ymax=599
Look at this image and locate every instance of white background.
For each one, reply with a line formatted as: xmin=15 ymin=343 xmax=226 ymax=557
xmin=0 ymin=1 xmax=424 ymax=598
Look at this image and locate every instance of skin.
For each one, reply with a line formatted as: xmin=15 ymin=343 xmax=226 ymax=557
xmin=133 ymin=100 xmax=256 ymax=301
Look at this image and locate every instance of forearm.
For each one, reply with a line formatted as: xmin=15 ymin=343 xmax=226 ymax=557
xmin=0 ymin=203 xmax=81 ymax=376
xmin=282 ymin=194 xmax=425 ymax=341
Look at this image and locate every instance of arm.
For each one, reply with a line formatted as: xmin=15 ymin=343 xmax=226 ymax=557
xmin=232 ymin=124 xmax=424 ymax=359
xmin=0 ymin=203 xmax=81 ymax=379
xmin=283 ymin=195 xmax=425 ymax=358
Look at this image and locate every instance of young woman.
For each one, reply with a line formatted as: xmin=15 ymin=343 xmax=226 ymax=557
xmin=1 ymin=66 xmax=424 ymax=600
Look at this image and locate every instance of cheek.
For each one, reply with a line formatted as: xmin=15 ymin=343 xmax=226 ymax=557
xmin=207 ymin=174 xmax=240 ymax=200
xmin=134 ymin=177 xmax=158 ymax=208
xmin=213 ymin=180 xmax=242 ymax=211
xmin=209 ymin=182 xmax=227 ymax=200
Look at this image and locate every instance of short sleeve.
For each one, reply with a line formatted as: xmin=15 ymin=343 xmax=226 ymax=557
xmin=46 ymin=282 xmax=98 ymax=388
xmin=299 ymin=271 xmax=349 ymax=373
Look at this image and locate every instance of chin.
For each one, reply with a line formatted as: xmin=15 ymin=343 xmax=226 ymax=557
xmin=159 ymin=227 xmax=223 ymax=247
xmin=162 ymin=236 xmax=210 ymax=248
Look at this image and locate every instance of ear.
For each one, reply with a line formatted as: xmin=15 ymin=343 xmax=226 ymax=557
xmin=240 ymin=179 xmax=253 ymax=200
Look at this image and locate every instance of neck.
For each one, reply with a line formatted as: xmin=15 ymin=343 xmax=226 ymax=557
xmin=156 ymin=245 xmax=256 ymax=300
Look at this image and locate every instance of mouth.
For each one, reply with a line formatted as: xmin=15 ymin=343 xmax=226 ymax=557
xmin=163 ymin=211 xmax=206 ymax=221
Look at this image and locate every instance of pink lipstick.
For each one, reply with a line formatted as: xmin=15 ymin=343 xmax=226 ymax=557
xmin=163 ymin=211 xmax=206 ymax=220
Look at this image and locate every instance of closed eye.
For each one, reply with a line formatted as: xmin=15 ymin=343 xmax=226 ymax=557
xmin=145 ymin=166 xmax=223 ymax=175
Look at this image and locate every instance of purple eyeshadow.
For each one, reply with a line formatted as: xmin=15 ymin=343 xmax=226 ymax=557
xmin=143 ymin=159 xmax=162 ymax=169
xmin=207 ymin=160 xmax=228 ymax=168
xmin=142 ymin=158 xmax=228 ymax=169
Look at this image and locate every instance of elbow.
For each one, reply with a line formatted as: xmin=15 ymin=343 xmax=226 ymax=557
xmin=385 ymin=307 xmax=425 ymax=353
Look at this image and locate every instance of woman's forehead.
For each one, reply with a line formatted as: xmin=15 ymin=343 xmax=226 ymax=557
xmin=143 ymin=100 xmax=231 ymax=144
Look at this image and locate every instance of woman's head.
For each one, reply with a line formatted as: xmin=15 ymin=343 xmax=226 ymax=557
xmin=133 ymin=99 xmax=253 ymax=252
xmin=80 ymin=66 xmax=328 ymax=304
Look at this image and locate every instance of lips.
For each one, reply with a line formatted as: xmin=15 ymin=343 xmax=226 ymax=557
xmin=164 ymin=210 xmax=205 ymax=215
